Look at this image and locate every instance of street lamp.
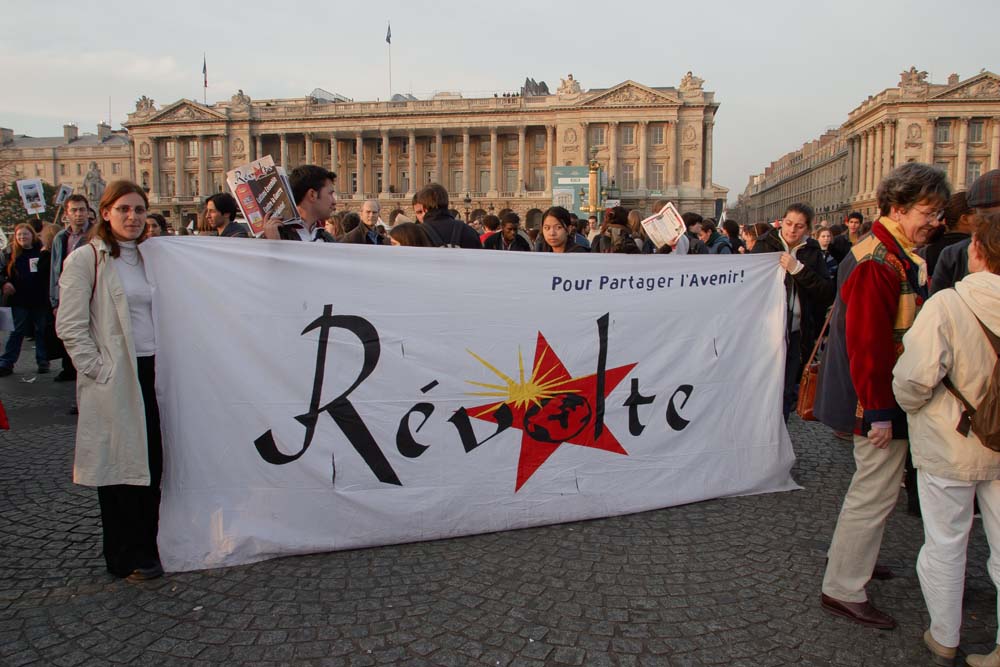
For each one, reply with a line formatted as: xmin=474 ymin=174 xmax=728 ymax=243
xmin=463 ymin=193 xmax=472 ymax=222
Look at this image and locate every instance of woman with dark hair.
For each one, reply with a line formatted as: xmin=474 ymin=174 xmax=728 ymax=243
xmin=144 ymin=213 xmax=168 ymax=239
xmin=739 ymin=223 xmax=771 ymax=253
xmin=0 ymin=223 xmax=51 ymax=376
xmin=590 ymin=206 xmax=639 ymax=254
xmin=893 ymin=212 xmax=1000 ymax=666
xmin=537 ymin=206 xmax=588 ymax=253
xmin=722 ymin=219 xmax=745 ymax=254
xmin=389 ymin=222 xmax=433 ymax=247
xmin=56 ymin=180 xmax=165 ymax=582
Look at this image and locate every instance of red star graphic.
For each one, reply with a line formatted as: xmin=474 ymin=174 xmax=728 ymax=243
xmin=467 ymin=332 xmax=635 ymax=491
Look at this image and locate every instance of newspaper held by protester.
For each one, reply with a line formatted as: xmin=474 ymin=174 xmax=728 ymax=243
xmin=225 ymin=156 xmax=300 ymax=237
xmin=640 ymin=202 xmax=686 ymax=249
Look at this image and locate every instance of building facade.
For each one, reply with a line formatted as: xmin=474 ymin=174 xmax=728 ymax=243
xmin=0 ymin=123 xmax=133 ymax=202
xmin=743 ymin=68 xmax=1000 ymax=224
xmin=124 ymin=74 xmax=726 ymax=225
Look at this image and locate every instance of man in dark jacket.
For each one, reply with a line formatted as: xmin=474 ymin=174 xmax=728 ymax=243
xmin=699 ymin=218 xmax=732 ymax=254
xmin=341 ymin=199 xmax=385 ymax=245
xmin=204 ymin=193 xmax=249 ymax=238
xmin=751 ymin=202 xmax=834 ymax=421
xmin=484 ymin=211 xmax=531 ymax=251
xmin=681 ymin=212 xmax=709 ymax=255
xmin=931 ymin=169 xmax=1000 ymax=294
xmin=412 ymin=184 xmax=482 ymax=248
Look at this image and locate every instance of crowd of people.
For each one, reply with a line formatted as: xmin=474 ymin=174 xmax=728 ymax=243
xmin=2 ymin=161 xmax=1000 ymax=665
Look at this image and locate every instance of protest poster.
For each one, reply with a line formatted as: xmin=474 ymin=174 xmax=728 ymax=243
xmin=225 ymin=156 xmax=299 ymax=236
xmin=16 ymin=179 xmax=45 ymax=215
xmin=142 ymin=240 xmax=798 ymax=572
xmin=53 ymin=184 xmax=74 ymax=206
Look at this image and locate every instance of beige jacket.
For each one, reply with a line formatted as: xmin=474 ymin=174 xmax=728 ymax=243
xmin=893 ymin=271 xmax=1000 ymax=481
xmin=56 ymin=239 xmax=150 ymax=487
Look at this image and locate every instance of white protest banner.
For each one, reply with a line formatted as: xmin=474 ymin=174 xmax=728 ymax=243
xmin=142 ymin=240 xmax=798 ymax=571
xmin=16 ymin=178 xmax=45 ymax=215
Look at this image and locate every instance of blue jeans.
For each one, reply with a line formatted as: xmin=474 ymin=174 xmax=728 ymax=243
xmin=0 ymin=305 xmax=50 ymax=370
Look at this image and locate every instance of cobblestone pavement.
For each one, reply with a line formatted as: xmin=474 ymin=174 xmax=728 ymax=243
xmin=1 ymin=349 xmax=998 ymax=667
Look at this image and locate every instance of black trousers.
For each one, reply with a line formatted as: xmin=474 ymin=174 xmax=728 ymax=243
xmin=97 ymin=356 xmax=163 ymax=577
xmin=783 ymin=330 xmax=802 ymax=423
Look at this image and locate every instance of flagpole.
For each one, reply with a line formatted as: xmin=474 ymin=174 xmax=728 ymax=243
xmin=203 ymin=53 xmax=207 ymax=105
xmin=387 ymin=22 xmax=392 ymax=99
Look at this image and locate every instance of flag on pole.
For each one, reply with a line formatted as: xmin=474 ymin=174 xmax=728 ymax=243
xmin=386 ymin=22 xmax=391 ymax=44
xmin=202 ymin=55 xmax=207 ymax=88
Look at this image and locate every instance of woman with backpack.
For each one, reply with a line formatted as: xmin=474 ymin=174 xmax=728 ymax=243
xmin=893 ymin=212 xmax=1000 ymax=667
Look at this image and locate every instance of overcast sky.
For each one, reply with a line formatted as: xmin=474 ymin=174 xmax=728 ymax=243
xmin=2 ymin=0 xmax=997 ymax=201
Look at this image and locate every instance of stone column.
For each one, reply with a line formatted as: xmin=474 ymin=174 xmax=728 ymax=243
xmin=545 ymin=125 xmax=555 ymax=193
xmin=845 ymin=136 xmax=855 ymax=200
xmin=434 ymin=128 xmax=443 ymax=184
xmin=304 ymin=132 xmax=314 ymax=165
xmin=667 ymin=121 xmax=678 ymax=188
xmin=638 ymin=121 xmax=648 ymax=193
xmin=925 ymin=117 xmax=936 ymax=164
xmin=381 ymin=129 xmax=391 ymax=194
xmin=462 ymin=128 xmax=471 ymax=194
xmin=198 ymin=135 xmax=209 ymax=199
xmin=149 ymin=137 xmax=160 ymax=199
xmin=956 ymin=117 xmax=970 ymax=190
xmin=407 ymin=130 xmax=417 ymax=196
xmin=489 ymin=127 xmax=498 ymax=195
xmin=356 ymin=133 xmax=365 ymax=196
xmin=330 ymin=132 xmax=339 ymax=176
xmin=608 ymin=121 xmax=618 ymax=186
xmin=255 ymin=135 xmax=263 ymax=162
xmin=174 ymin=135 xmax=184 ymax=197
xmin=858 ymin=131 xmax=868 ymax=200
xmin=517 ymin=126 xmax=526 ymax=193
xmin=703 ymin=119 xmax=714 ymax=190
xmin=991 ymin=117 xmax=1000 ymax=171
xmin=222 ymin=135 xmax=230 ymax=177
xmin=279 ymin=133 xmax=289 ymax=167
xmin=873 ymin=124 xmax=884 ymax=188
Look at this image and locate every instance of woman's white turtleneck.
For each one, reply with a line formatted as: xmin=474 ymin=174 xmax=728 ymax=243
xmin=112 ymin=241 xmax=156 ymax=357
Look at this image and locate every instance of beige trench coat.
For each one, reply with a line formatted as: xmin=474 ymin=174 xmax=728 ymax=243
xmin=56 ymin=238 xmax=150 ymax=487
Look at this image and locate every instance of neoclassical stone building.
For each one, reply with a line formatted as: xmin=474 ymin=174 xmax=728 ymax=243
xmin=124 ymin=74 xmax=726 ymax=224
xmin=0 ymin=123 xmax=133 ymax=200
xmin=742 ymin=68 xmax=1000 ymax=224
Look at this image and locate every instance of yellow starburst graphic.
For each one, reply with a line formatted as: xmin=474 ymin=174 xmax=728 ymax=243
xmin=465 ymin=346 xmax=580 ymax=410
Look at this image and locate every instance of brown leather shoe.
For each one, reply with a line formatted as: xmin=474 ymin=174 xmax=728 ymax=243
xmin=820 ymin=594 xmax=896 ymax=629
xmin=923 ymin=629 xmax=955 ymax=666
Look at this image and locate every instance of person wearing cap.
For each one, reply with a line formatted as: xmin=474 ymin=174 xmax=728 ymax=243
xmin=932 ymin=169 xmax=1000 ymax=294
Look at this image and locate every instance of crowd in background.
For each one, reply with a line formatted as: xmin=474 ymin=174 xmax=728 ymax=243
xmin=3 ymin=163 xmax=1000 ymax=667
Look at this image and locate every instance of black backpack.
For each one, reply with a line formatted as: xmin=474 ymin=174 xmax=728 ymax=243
xmin=421 ymin=221 xmax=464 ymax=248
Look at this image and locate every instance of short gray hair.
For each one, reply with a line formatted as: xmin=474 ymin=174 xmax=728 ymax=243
xmin=877 ymin=163 xmax=950 ymax=217
xmin=362 ymin=198 xmax=381 ymax=212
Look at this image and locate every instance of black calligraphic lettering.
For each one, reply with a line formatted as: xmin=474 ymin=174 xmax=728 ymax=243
xmin=623 ymin=378 xmax=655 ymax=436
xmin=397 ymin=403 xmax=434 ymax=458
xmin=666 ymin=384 xmax=694 ymax=431
xmin=448 ymin=404 xmax=514 ymax=453
xmin=594 ymin=313 xmax=609 ymax=439
xmin=253 ymin=304 xmax=401 ymax=486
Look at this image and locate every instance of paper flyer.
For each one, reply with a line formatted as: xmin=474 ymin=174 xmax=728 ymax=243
xmin=53 ymin=184 xmax=74 ymax=206
xmin=640 ymin=202 xmax=686 ymax=249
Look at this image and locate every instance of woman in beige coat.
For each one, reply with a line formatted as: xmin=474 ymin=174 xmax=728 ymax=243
xmin=893 ymin=212 xmax=1000 ymax=666
xmin=56 ymin=180 xmax=163 ymax=582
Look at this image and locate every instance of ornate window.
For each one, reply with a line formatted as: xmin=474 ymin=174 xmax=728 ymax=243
xmin=935 ymin=121 xmax=951 ymax=144
xmin=650 ymin=125 xmax=665 ymax=145
xmin=621 ymin=125 xmax=635 ymax=146
xmin=969 ymin=121 xmax=984 ymax=144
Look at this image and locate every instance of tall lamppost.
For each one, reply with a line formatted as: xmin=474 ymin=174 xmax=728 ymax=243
xmin=463 ymin=193 xmax=472 ymax=222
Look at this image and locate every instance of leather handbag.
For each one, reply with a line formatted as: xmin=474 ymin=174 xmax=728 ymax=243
xmin=796 ymin=309 xmax=834 ymax=421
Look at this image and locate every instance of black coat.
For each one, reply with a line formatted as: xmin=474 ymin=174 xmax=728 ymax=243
xmin=421 ymin=210 xmax=482 ymax=248
xmin=484 ymin=232 xmax=531 ymax=251
xmin=751 ymin=230 xmax=835 ymax=365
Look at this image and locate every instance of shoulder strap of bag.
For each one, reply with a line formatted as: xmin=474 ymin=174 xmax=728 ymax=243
xmin=421 ymin=222 xmax=445 ymax=247
xmin=449 ymin=221 xmax=463 ymax=247
xmin=89 ymin=243 xmax=98 ymax=302
xmin=803 ymin=307 xmax=834 ymax=369
xmin=940 ymin=297 xmax=1000 ymax=437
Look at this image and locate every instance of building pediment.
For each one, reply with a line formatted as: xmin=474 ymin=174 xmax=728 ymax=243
xmin=931 ymin=72 xmax=1000 ymax=100
xmin=147 ymin=100 xmax=228 ymax=123
xmin=580 ymin=81 xmax=679 ymax=108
